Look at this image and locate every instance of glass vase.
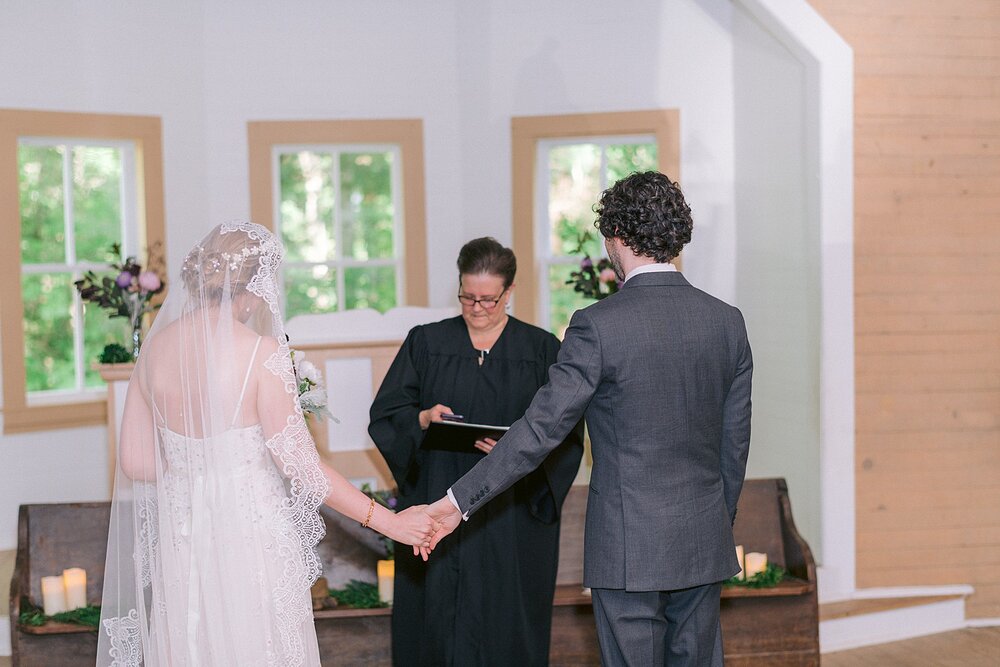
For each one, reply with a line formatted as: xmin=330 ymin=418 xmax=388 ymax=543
xmin=131 ymin=318 xmax=142 ymax=360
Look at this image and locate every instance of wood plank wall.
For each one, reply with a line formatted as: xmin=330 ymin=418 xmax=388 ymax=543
xmin=807 ymin=0 xmax=1000 ymax=619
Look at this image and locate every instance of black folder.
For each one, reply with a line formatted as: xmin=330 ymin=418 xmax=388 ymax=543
xmin=421 ymin=420 xmax=510 ymax=455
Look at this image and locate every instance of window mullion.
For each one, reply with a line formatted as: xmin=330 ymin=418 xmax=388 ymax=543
xmin=63 ymin=145 xmax=76 ymax=265
xmin=599 ymin=142 xmax=609 ymax=195
xmin=120 ymin=145 xmax=135 ymax=256
xmin=390 ymin=145 xmax=404 ymax=305
xmin=332 ymin=150 xmax=345 ymax=311
xmin=72 ymin=275 xmax=86 ymax=391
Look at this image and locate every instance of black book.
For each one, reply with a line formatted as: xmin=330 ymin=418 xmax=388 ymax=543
xmin=421 ymin=420 xmax=510 ymax=455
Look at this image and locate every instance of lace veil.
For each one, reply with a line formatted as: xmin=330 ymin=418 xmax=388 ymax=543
xmin=97 ymin=222 xmax=330 ymax=666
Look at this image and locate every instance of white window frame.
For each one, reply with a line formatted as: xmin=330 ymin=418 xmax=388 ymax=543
xmin=18 ymin=137 xmax=140 ymax=404
xmin=534 ymin=133 xmax=657 ymax=332
xmin=270 ymin=143 xmax=405 ymax=316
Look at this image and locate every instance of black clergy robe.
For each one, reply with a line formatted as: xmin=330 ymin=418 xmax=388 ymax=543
xmin=369 ymin=316 xmax=584 ymax=667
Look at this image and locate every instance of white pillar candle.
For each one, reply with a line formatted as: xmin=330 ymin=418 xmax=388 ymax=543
xmin=377 ymin=559 xmax=395 ymax=605
xmin=41 ymin=576 xmax=67 ymax=616
xmin=735 ymin=545 xmax=746 ymax=580
xmin=745 ymin=552 xmax=768 ymax=578
xmin=63 ymin=568 xmax=87 ymax=610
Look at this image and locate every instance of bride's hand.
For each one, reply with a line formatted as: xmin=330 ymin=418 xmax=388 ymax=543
xmin=386 ymin=505 xmax=437 ymax=554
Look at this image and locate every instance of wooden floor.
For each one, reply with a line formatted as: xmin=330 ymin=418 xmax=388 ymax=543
xmin=823 ymin=627 xmax=1000 ymax=666
xmin=1 ymin=628 xmax=996 ymax=666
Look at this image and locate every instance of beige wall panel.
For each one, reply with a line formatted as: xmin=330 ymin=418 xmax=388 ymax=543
xmin=856 ymin=332 xmax=998 ymax=353
xmin=856 ymin=254 xmax=999 ymax=275
xmin=827 ymin=15 xmax=1000 ymax=39
xmin=856 ymin=76 xmax=1000 ymax=100
xmin=808 ymin=0 xmax=1000 ymax=618
xmin=858 ymin=372 xmax=998 ymax=393
xmin=856 ymin=55 xmax=1000 ymax=78
xmin=855 ymin=312 xmax=1000 ymax=335
xmin=814 ymin=0 xmax=1000 ymax=17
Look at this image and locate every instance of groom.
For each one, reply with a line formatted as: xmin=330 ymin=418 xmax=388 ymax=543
xmin=426 ymin=171 xmax=752 ymax=665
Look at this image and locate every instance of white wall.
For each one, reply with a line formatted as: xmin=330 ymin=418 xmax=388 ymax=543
xmin=0 ymin=0 xmax=826 ymax=562
xmin=732 ymin=4 xmax=822 ymax=554
xmin=448 ymin=0 xmax=738 ymax=303
xmin=0 ymin=0 xmax=208 ymax=551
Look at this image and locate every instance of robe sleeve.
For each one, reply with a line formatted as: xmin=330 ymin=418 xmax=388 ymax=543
xmin=524 ymin=335 xmax=585 ymax=524
xmin=368 ymin=326 xmax=428 ymax=496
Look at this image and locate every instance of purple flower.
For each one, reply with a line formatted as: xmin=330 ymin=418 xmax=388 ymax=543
xmin=388 ymin=497 xmax=398 ymax=509
xmin=137 ymin=271 xmax=161 ymax=292
xmin=115 ymin=271 xmax=133 ymax=288
xmin=580 ymin=257 xmax=593 ymax=270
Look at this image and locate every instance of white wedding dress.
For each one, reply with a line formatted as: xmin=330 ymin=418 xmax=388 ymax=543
xmin=99 ymin=223 xmax=329 ymax=667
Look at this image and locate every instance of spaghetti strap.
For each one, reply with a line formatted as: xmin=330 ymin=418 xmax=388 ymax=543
xmin=232 ymin=336 xmax=262 ymax=427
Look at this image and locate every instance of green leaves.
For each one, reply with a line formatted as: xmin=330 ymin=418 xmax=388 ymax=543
xmin=724 ymin=563 xmax=787 ymax=588
xmin=328 ymin=580 xmax=386 ymax=609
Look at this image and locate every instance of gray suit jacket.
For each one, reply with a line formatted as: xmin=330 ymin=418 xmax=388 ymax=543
xmin=450 ymin=271 xmax=752 ymax=591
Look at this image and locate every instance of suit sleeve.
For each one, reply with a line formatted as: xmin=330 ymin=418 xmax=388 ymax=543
xmin=451 ymin=308 xmax=602 ymax=516
xmin=721 ymin=309 xmax=753 ymax=525
xmin=524 ymin=336 xmax=586 ymax=524
xmin=368 ymin=327 xmax=427 ymax=495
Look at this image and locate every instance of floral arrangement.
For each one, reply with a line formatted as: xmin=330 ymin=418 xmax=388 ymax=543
xmin=565 ymin=233 xmax=621 ymax=300
xmin=360 ymin=483 xmax=398 ymax=558
xmin=74 ymin=243 xmax=166 ymax=359
xmin=290 ymin=348 xmax=334 ymax=421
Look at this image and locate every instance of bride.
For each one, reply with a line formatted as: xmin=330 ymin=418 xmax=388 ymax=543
xmin=97 ymin=222 xmax=436 ymax=666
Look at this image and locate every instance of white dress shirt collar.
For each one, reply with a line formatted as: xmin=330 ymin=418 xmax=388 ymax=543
xmin=623 ymin=262 xmax=678 ymax=283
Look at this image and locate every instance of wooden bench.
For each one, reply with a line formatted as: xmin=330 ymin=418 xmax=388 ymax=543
xmin=9 ymin=478 xmax=817 ymax=666
xmin=548 ymin=477 xmax=819 ymax=666
xmin=9 ymin=503 xmax=109 ymax=667
xmin=8 ymin=502 xmax=398 ymax=666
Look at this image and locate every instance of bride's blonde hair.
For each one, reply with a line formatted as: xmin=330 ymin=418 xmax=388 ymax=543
xmin=181 ymin=224 xmax=281 ymax=303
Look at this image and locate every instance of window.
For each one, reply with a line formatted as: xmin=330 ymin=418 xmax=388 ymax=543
xmin=511 ymin=110 xmax=680 ymax=337
xmin=275 ymin=145 xmax=401 ymax=318
xmin=248 ymin=120 xmax=428 ymax=314
xmin=18 ymin=139 xmax=139 ymax=396
xmin=0 ymin=110 xmax=165 ymax=433
xmin=538 ymin=137 xmax=658 ymax=336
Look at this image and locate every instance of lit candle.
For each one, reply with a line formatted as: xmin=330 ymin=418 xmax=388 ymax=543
xmin=41 ymin=576 xmax=67 ymax=616
xmin=63 ymin=568 xmax=87 ymax=610
xmin=735 ymin=545 xmax=746 ymax=580
xmin=377 ymin=559 xmax=395 ymax=605
xmin=745 ymin=552 xmax=768 ymax=578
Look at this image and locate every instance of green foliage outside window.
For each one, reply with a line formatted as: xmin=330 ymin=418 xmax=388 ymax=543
xmin=279 ymin=149 xmax=398 ymax=319
xmin=546 ymin=141 xmax=657 ymax=338
xmin=18 ymin=143 xmax=128 ymax=394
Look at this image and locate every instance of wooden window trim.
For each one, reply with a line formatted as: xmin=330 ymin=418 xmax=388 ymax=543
xmin=247 ymin=119 xmax=428 ymax=307
xmin=0 ymin=110 xmax=165 ymax=434
xmin=511 ymin=109 xmax=680 ymax=324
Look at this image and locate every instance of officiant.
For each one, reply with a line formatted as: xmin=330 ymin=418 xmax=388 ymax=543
xmin=369 ymin=237 xmax=584 ymax=666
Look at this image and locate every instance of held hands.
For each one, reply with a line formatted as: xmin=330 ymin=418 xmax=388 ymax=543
xmin=419 ymin=404 xmax=454 ymax=431
xmin=386 ymin=505 xmax=439 ymax=561
xmin=424 ymin=497 xmax=462 ymax=552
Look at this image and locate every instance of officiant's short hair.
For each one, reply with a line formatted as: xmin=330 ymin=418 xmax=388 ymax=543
xmin=457 ymin=237 xmax=517 ymax=288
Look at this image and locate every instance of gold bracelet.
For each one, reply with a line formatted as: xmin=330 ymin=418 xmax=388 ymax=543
xmin=361 ymin=497 xmax=376 ymax=529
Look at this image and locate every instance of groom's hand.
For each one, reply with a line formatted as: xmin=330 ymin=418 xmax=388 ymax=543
xmin=425 ymin=497 xmax=461 ymax=550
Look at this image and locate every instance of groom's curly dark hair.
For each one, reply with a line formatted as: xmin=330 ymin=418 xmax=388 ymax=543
xmin=594 ymin=171 xmax=693 ymax=262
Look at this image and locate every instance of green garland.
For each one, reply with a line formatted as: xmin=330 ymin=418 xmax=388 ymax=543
xmin=329 ymin=580 xmax=386 ymax=609
xmin=19 ymin=600 xmax=102 ymax=628
xmin=724 ymin=563 xmax=786 ymax=588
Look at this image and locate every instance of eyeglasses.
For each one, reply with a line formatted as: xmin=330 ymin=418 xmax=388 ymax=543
xmin=457 ymin=289 xmax=507 ymax=310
